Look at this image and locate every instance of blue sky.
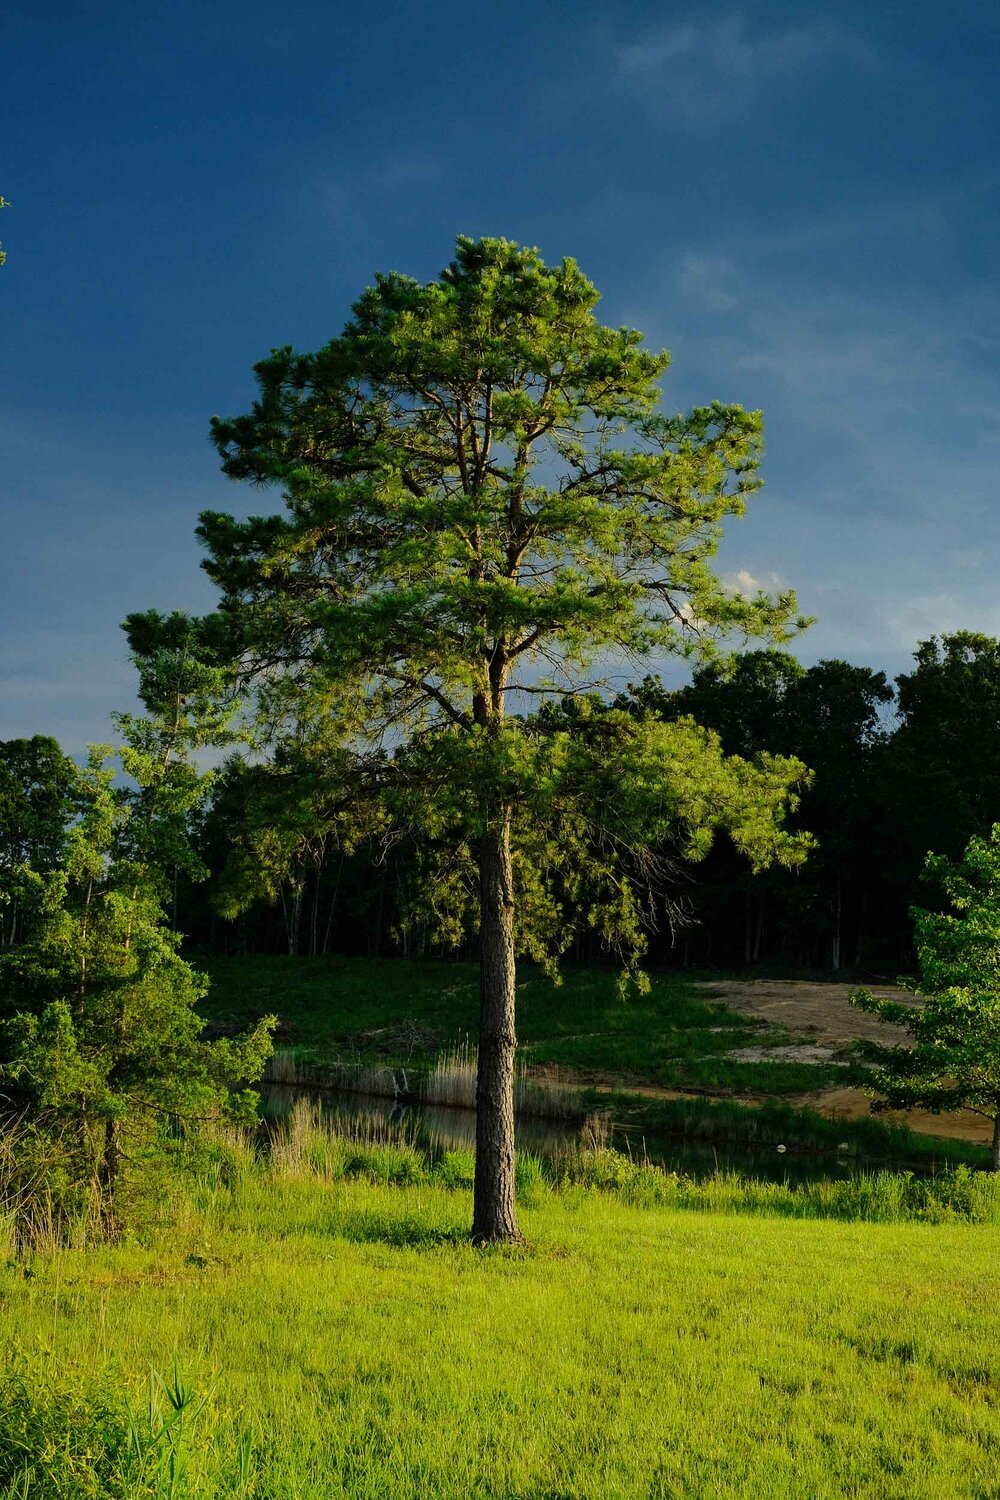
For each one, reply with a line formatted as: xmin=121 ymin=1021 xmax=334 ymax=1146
xmin=2 ymin=1 xmax=999 ymax=752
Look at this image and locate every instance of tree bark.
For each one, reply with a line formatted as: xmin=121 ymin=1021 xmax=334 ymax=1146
xmin=753 ymin=898 xmax=764 ymax=963
xmin=473 ymin=810 xmax=521 ymax=1244
xmin=992 ymin=1112 xmax=1000 ymax=1173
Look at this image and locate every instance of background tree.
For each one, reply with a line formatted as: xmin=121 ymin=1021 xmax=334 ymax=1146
xmin=209 ymin=737 xmax=389 ymax=959
xmin=871 ymin=633 xmax=1000 ymax=956
xmin=0 ymin=736 xmax=79 ymax=947
xmin=190 ymin=236 xmax=810 ymax=1242
xmin=620 ymin=653 xmax=892 ymax=968
xmin=786 ymin=659 xmax=893 ymax=968
xmin=853 ymin=825 xmax=1000 ymax=1170
xmin=0 ymin=617 xmax=274 ymax=1233
xmin=890 ymin=634 xmax=1000 ymax=856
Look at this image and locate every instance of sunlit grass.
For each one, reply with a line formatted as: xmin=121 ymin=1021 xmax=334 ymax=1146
xmin=4 ymin=1112 xmax=1000 ymax=1496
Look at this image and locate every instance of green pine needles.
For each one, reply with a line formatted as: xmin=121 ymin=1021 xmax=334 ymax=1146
xmin=166 ymin=235 xmax=813 ymax=1239
xmin=0 ymin=615 xmax=275 ymax=1237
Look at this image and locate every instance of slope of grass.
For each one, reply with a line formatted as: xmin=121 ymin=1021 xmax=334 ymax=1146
xmin=4 ymin=1140 xmax=1000 ymax=1498
xmin=198 ymin=954 xmax=735 ymax=1056
xmin=199 ymin=955 xmax=860 ymax=1094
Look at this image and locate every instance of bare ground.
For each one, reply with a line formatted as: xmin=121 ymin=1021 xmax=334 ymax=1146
xmin=790 ymin=1084 xmax=994 ymax=1145
xmin=695 ymin=978 xmax=992 ymax=1146
xmin=693 ymin=977 xmax=909 ymax=1047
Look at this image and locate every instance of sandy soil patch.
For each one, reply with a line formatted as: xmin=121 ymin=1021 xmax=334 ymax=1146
xmin=694 ymin=978 xmax=911 ymax=1047
xmin=726 ymin=1043 xmax=864 ymax=1066
xmin=790 ymin=1084 xmax=994 ymax=1147
xmin=693 ymin=979 xmax=994 ymax=1145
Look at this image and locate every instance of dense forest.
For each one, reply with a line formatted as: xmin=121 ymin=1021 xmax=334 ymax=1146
xmin=5 ymin=630 xmax=997 ymax=978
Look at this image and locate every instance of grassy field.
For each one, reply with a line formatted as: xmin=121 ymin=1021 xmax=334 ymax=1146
xmin=198 ymin=955 xmax=870 ymax=1096
xmin=5 ymin=954 xmax=971 ymax=1495
xmin=4 ymin=1119 xmax=1000 ymax=1498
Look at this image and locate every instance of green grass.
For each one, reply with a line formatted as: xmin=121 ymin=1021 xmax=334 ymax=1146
xmin=532 ymin=1036 xmax=869 ymax=1093
xmin=5 ymin=1124 xmax=1000 ymax=1497
xmin=199 ymin=955 xmax=851 ymax=1095
xmin=199 ymin=954 xmax=741 ymax=1058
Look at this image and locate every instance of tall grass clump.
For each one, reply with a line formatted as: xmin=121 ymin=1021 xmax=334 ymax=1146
xmin=266 ymin=1038 xmax=585 ymax=1120
xmin=0 ymin=1362 xmax=244 ymax=1499
xmin=264 ymin=1048 xmax=409 ymax=1100
xmin=0 ymin=1116 xmax=107 ymax=1255
xmin=557 ymin=1149 xmax=1000 ymax=1223
xmin=259 ymin=1099 xmax=548 ymax=1207
xmin=268 ymin=1098 xmax=426 ymax=1186
xmin=425 ymin=1039 xmax=580 ymax=1119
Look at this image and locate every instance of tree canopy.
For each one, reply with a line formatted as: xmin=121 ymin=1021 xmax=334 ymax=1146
xmin=0 ymin=620 xmax=274 ymax=1234
xmin=173 ymin=236 xmax=811 ymax=1240
xmin=0 ymin=736 xmax=80 ymax=948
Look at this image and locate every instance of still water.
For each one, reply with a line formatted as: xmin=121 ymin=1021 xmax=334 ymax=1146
xmin=262 ymin=1084 xmax=902 ymax=1185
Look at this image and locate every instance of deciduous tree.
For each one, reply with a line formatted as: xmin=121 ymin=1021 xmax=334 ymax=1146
xmin=621 ymin=654 xmax=892 ymax=967
xmin=853 ymin=826 xmax=1000 ymax=1170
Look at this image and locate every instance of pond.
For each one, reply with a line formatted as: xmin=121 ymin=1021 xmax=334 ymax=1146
xmin=261 ymin=1084 xmax=919 ymax=1186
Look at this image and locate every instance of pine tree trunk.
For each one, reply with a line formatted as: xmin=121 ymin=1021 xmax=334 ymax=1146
xmin=473 ymin=811 xmax=520 ymax=1245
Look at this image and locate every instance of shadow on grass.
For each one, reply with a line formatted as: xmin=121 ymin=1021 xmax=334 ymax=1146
xmin=333 ymin=1205 xmax=470 ymax=1249
xmin=331 ymin=1206 xmax=568 ymax=1258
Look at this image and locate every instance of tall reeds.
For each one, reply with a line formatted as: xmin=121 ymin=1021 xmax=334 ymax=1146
xmin=265 ymin=1040 xmax=584 ymax=1122
xmin=0 ymin=1117 xmax=103 ymax=1254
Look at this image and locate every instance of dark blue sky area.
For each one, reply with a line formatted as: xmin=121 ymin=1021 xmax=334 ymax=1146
xmin=2 ymin=1 xmax=999 ymax=750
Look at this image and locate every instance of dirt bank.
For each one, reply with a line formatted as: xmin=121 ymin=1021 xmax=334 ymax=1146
xmin=784 ymin=1084 xmax=993 ymax=1147
xmin=694 ymin=978 xmax=910 ymax=1047
xmin=695 ymin=979 xmax=991 ymax=1147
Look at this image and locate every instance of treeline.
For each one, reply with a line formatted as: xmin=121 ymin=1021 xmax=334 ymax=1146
xmin=4 ymin=630 xmax=1000 ymax=976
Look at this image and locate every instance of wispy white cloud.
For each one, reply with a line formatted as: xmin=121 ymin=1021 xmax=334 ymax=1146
xmin=615 ymin=13 xmax=873 ymax=122
xmin=659 ymin=208 xmax=1000 ymax=519
xmin=722 ymin=567 xmax=784 ymax=597
xmin=676 ymin=253 xmax=740 ymax=313
xmin=801 ymin=584 xmax=1000 ymax=662
xmin=313 ymin=149 xmax=445 ymax=218
xmin=651 ymin=186 xmax=1000 ymax=672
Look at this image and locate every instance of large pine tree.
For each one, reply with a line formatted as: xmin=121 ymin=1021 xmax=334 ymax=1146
xmin=185 ymin=237 xmax=808 ymax=1241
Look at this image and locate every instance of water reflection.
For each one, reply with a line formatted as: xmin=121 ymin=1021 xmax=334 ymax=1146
xmin=262 ymin=1085 xmax=878 ymax=1185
